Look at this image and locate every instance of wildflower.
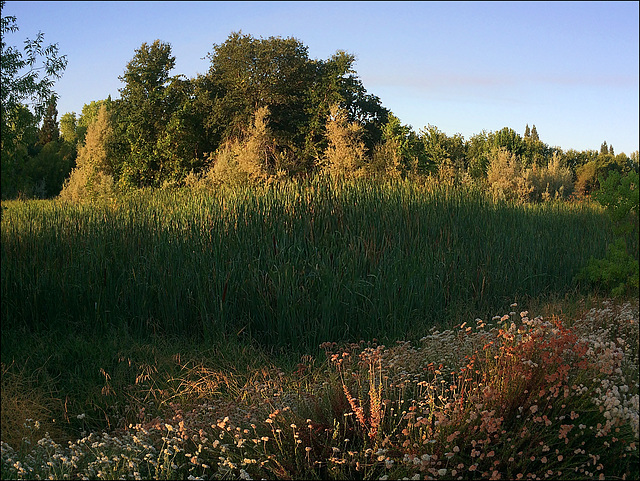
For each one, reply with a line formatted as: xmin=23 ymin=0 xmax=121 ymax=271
xmin=438 ymin=468 xmax=447 ymax=476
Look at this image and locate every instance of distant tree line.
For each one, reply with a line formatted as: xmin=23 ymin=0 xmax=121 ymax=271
xmin=1 ymin=6 xmax=637 ymax=200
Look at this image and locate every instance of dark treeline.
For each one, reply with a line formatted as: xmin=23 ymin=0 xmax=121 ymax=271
xmin=1 ymin=30 xmax=638 ymax=200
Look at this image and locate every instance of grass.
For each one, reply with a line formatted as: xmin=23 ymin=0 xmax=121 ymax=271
xmin=1 ymin=178 xmax=614 ymax=351
xmin=1 ymin=177 xmax=638 ymax=479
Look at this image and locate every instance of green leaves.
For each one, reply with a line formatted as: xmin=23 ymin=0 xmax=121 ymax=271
xmin=579 ymin=170 xmax=639 ymax=297
xmin=593 ymin=170 xmax=639 ymax=236
xmin=1 ymin=1 xmax=67 ymax=197
xmin=0 ymin=3 xmax=67 ymax=121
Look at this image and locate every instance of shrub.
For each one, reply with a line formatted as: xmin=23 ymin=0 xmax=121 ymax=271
xmin=525 ymin=152 xmax=574 ymax=202
xmin=579 ymin=170 xmax=639 ymax=296
xmin=486 ymin=147 xmax=532 ymax=202
xmin=322 ymin=104 xmax=367 ymax=179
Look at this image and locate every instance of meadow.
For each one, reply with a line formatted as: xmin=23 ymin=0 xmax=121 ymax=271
xmin=1 ymin=178 xmax=638 ymax=479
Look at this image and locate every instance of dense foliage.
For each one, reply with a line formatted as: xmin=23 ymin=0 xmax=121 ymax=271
xmin=1 ymin=3 xmax=637 ymax=200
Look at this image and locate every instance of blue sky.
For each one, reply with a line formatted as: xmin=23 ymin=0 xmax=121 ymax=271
xmin=3 ymin=1 xmax=639 ymax=154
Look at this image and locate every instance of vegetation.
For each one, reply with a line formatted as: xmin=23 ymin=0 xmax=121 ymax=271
xmin=1 ymin=296 xmax=638 ymax=480
xmin=1 ymin=5 xmax=638 ymax=480
xmin=1 ymin=180 xmax=617 ymax=351
xmin=2 ymin=179 xmax=638 ymax=479
xmin=579 ymin=170 xmax=639 ymax=297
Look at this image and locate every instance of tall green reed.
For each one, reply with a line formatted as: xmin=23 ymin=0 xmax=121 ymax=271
xmin=1 ymin=179 xmax=614 ymax=354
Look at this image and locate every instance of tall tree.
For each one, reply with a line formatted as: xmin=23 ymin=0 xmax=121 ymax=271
xmin=37 ymin=94 xmax=59 ymax=145
xmin=205 ymin=33 xmax=389 ymax=172
xmin=76 ymin=97 xmax=111 ymax=144
xmin=59 ymin=111 xmax=77 ymax=144
xmin=60 ymin=104 xmax=115 ymax=202
xmin=492 ymin=127 xmax=524 ymax=158
xmin=530 ymin=124 xmax=539 ymax=142
xmin=117 ymin=40 xmax=176 ymax=186
xmin=466 ymin=130 xmax=491 ymax=179
xmin=205 ymin=32 xmax=313 ymax=148
xmin=524 ymin=124 xmax=531 ymax=139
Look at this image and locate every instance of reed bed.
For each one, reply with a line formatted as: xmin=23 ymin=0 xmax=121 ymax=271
xmin=1 ymin=178 xmax=613 ymax=353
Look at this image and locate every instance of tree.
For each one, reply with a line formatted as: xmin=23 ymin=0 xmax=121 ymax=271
xmin=419 ymin=124 xmax=466 ymax=181
xmin=204 ymin=33 xmax=389 ymax=173
xmin=76 ymin=98 xmax=111 ymax=144
xmin=206 ymin=32 xmax=313 ymax=146
xmin=486 ymin=147 xmax=532 ymax=202
xmin=37 ymin=94 xmax=59 ymax=145
xmin=491 ymin=127 xmax=524 ymax=158
xmin=60 ymin=104 xmax=115 ymax=202
xmin=600 ymin=141 xmax=609 ymax=156
xmin=530 ymin=124 xmax=539 ymax=142
xmin=322 ymin=103 xmax=367 ymax=178
xmin=524 ymin=124 xmax=531 ymax=139
xmin=370 ymin=113 xmax=427 ymax=177
xmin=154 ymin=78 xmax=209 ymax=183
xmin=0 ymin=1 xmax=67 ymax=126
xmin=1 ymin=0 xmax=67 ymax=197
xmin=466 ymin=130 xmax=491 ymax=179
xmin=59 ymin=111 xmax=77 ymax=144
xmin=117 ymin=40 xmax=177 ymax=186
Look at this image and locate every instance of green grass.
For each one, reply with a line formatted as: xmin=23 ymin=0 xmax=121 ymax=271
xmin=2 ymin=178 xmax=637 ymax=479
xmin=1 ymin=178 xmax=613 ymax=353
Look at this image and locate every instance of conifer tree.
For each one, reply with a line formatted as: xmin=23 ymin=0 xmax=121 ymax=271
xmin=37 ymin=95 xmax=59 ymax=145
xmin=524 ymin=124 xmax=531 ymax=139
xmin=531 ymin=124 xmax=539 ymax=142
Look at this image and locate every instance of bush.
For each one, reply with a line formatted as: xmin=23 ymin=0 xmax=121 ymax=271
xmin=579 ymin=170 xmax=639 ymax=297
xmin=486 ymin=147 xmax=531 ymax=202
xmin=525 ymin=152 xmax=574 ymax=202
xmin=322 ymin=104 xmax=367 ymax=179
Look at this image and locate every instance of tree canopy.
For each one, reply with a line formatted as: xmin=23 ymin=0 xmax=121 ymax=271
xmin=1 ymin=21 xmax=637 ymax=200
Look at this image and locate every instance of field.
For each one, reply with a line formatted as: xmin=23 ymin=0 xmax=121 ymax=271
xmin=1 ymin=178 xmax=638 ymax=479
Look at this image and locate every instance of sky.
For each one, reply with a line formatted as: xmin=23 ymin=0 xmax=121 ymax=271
xmin=3 ymin=1 xmax=639 ymax=155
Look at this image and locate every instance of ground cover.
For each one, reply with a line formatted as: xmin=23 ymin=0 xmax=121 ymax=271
xmin=1 ymin=179 xmax=637 ymax=479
